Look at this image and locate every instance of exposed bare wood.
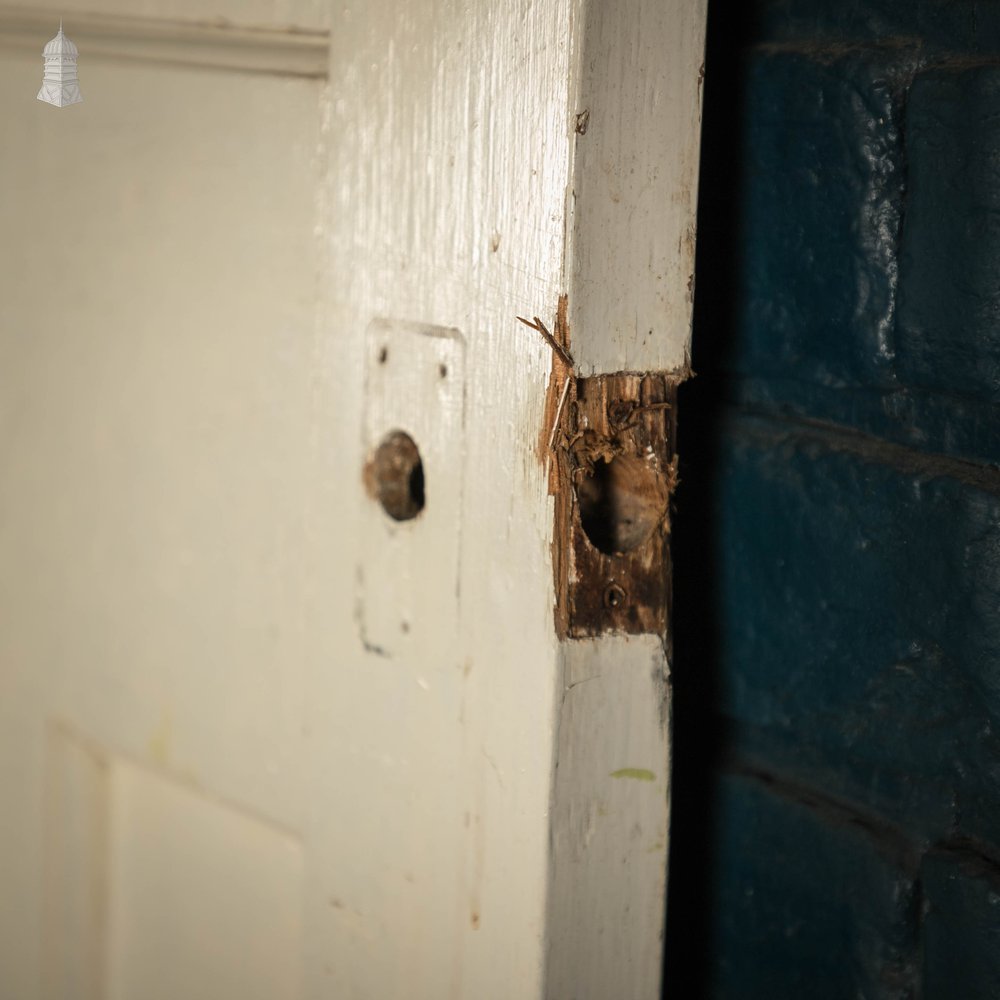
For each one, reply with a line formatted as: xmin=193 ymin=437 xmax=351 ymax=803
xmin=553 ymin=373 xmax=679 ymax=639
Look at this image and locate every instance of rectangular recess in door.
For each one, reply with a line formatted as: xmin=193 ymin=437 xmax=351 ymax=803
xmin=105 ymin=761 xmax=302 ymax=1000
xmin=358 ymin=318 xmax=466 ymax=659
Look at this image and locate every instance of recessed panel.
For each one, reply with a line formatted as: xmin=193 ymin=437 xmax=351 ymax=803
xmin=106 ymin=762 xmax=303 ymax=1000
xmin=43 ymin=728 xmax=303 ymax=1000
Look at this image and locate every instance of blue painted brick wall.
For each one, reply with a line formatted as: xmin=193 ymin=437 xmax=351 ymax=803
xmin=724 ymin=48 xmax=909 ymax=390
xmin=898 ymin=66 xmax=1000 ymax=400
xmin=715 ymin=416 xmax=1000 ymax=846
xmin=705 ymin=773 xmax=920 ymax=999
xmin=921 ymin=847 xmax=1000 ymax=999
xmin=667 ymin=1 xmax=1000 ymax=996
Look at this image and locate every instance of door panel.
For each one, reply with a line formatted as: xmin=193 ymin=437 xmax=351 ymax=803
xmin=0 ymin=2 xmax=706 ymax=997
xmin=0 ymin=16 xmax=323 ymax=997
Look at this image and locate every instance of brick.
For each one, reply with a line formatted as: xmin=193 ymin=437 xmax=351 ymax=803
xmin=709 ymin=414 xmax=1000 ymax=845
xmin=675 ymin=4 xmax=1000 ymax=995
xmin=696 ymin=49 xmax=1000 ymax=465
xmin=698 ymin=773 xmax=919 ymax=999
xmin=723 ymin=49 xmax=910 ymax=389
xmin=897 ymin=66 xmax=1000 ymax=400
xmin=921 ymin=847 xmax=1000 ymax=1000
xmin=749 ymin=0 xmax=1000 ymax=55
xmin=716 ymin=374 xmax=1000 ymax=468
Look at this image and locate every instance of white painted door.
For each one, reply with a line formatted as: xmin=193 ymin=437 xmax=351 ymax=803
xmin=0 ymin=2 xmax=705 ymax=998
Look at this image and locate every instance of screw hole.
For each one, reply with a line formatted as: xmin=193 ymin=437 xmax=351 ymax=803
xmin=366 ymin=430 xmax=425 ymax=521
xmin=439 ymin=363 xmax=448 ymax=379
xmin=603 ymin=583 xmax=627 ymax=609
xmin=378 ymin=346 xmax=388 ymax=364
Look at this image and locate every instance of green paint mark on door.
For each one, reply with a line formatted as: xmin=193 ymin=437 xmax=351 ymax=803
xmin=610 ymin=768 xmax=656 ymax=782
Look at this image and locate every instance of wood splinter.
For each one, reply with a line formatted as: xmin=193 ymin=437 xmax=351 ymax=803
xmin=516 ymin=314 xmax=574 ymax=368
xmin=517 ymin=310 xmax=575 ymax=469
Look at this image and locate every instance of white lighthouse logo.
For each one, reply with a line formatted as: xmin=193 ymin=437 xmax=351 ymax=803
xmin=37 ymin=20 xmax=82 ymax=107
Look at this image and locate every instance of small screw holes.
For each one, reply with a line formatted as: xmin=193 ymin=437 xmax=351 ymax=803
xmin=366 ymin=430 xmax=425 ymax=521
xmin=439 ymin=363 xmax=448 ymax=379
xmin=603 ymin=583 xmax=627 ymax=610
xmin=378 ymin=346 xmax=388 ymax=364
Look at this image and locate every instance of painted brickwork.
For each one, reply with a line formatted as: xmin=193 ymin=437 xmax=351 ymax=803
xmin=667 ymin=2 xmax=1000 ymax=997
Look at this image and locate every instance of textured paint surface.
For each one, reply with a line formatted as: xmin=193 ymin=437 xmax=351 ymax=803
xmin=713 ymin=417 xmax=1000 ymax=845
xmin=568 ymin=0 xmax=707 ymax=373
xmin=921 ymin=848 xmax=1000 ymax=1000
xmin=897 ymin=67 xmax=1000 ymax=399
xmin=703 ymin=775 xmax=919 ymax=1000
xmin=667 ymin=0 xmax=1000 ymax=996
xmin=549 ymin=3 xmax=705 ymax=998
xmin=320 ymin=3 xmax=579 ymax=995
xmin=0 ymin=1 xmax=562 ymax=996
xmin=547 ymin=636 xmax=671 ymax=1000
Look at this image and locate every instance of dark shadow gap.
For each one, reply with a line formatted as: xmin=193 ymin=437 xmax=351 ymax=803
xmin=663 ymin=2 xmax=758 ymax=995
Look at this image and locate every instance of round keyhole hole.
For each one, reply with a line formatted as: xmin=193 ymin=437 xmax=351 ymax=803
xmin=367 ymin=430 xmax=425 ymax=521
xmin=576 ymin=454 xmax=668 ymax=554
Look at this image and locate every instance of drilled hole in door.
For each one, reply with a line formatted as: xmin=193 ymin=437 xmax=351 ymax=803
xmin=368 ymin=430 xmax=425 ymax=521
xmin=576 ymin=455 xmax=668 ymax=554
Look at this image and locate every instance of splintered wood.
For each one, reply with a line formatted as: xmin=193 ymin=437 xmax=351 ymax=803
xmin=525 ymin=299 xmax=678 ymax=638
xmin=549 ymin=369 xmax=678 ymax=639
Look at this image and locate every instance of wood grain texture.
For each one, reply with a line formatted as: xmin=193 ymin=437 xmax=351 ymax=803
xmin=309 ymin=3 xmax=579 ymax=997
xmin=554 ymin=373 xmax=679 ymax=638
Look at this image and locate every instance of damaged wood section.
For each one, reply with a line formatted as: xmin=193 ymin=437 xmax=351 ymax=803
xmin=548 ymin=363 xmax=679 ymax=639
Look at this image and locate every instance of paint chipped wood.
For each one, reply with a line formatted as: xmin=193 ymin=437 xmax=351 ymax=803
xmin=550 ymin=371 xmax=679 ymax=639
